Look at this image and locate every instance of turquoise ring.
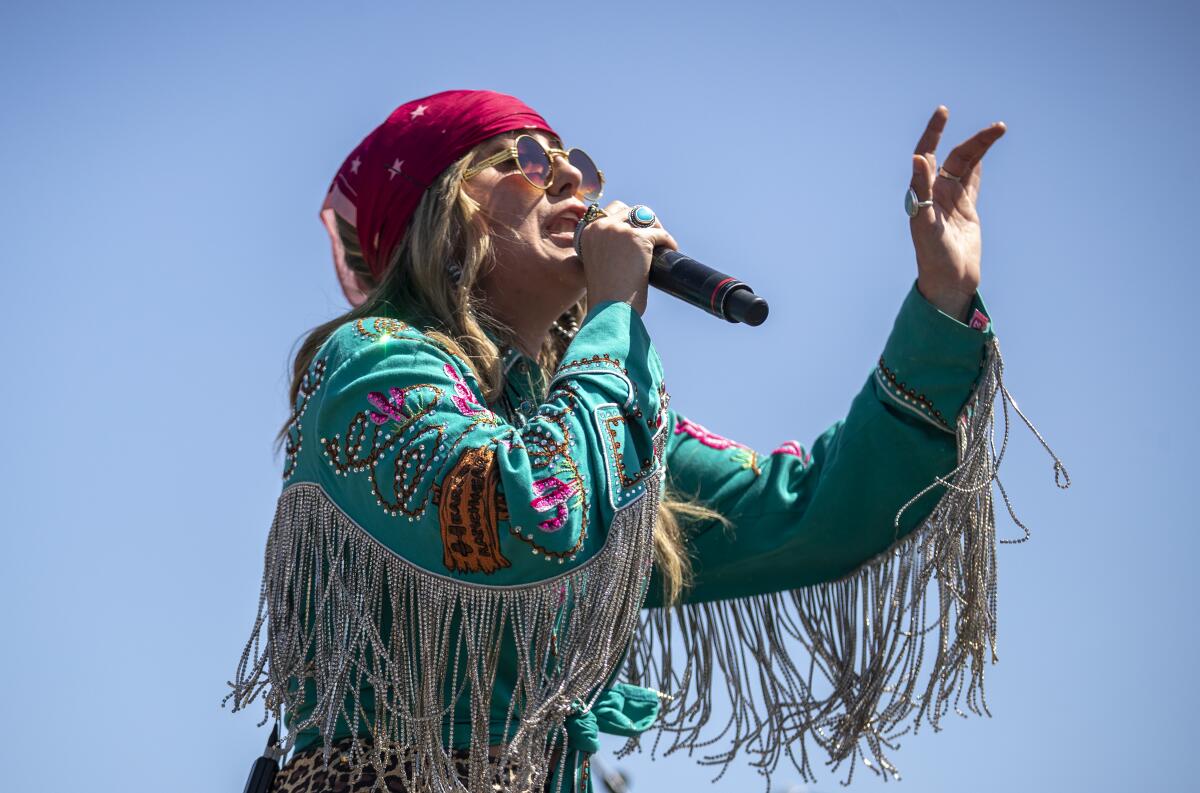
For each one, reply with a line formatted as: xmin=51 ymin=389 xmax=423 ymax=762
xmin=904 ymin=187 xmax=934 ymax=218
xmin=627 ymin=205 xmax=657 ymax=228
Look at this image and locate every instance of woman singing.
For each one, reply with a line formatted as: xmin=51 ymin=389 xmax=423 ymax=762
xmin=226 ymin=89 xmax=1064 ymax=792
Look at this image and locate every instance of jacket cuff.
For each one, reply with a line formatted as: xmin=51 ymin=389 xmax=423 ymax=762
xmin=874 ymin=280 xmax=994 ymax=432
xmin=567 ymin=301 xmax=660 ymax=392
xmin=554 ymin=298 xmax=668 ymax=449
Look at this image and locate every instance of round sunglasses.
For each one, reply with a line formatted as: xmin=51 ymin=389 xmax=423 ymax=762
xmin=463 ymin=134 xmax=604 ymax=202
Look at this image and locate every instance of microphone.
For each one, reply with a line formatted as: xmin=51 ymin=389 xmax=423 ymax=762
xmin=649 ymin=248 xmax=769 ymax=326
xmin=573 ymin=210 xmax=769 ymax=326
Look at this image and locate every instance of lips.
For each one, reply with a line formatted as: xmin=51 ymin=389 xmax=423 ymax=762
xmin=545 ymin=205 xmax=586 ymax=236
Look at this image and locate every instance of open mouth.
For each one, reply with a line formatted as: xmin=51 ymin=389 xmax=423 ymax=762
xmin=546 ymin=216 xmax=579 ymax=247
xmin=546 ymin=217 xmax=579 ymax=235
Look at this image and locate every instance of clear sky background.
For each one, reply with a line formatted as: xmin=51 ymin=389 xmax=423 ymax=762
xmin=2 ymin=1 xmax=1195 ymax=790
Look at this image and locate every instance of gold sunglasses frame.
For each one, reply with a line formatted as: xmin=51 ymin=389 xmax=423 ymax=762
xmin=462 ymin=133 xmax=605 ymax=200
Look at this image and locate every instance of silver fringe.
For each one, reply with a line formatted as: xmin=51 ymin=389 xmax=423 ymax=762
xmin=224 ymin=469 xmax=664 ymax=793
xmin=620 ymin=336 xmax=1069 ymax=787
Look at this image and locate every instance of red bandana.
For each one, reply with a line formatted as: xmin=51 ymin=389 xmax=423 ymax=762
xmin=319 ymin=89 xmax=558 ymax=305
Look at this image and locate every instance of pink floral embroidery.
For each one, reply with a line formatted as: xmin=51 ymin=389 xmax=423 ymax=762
xmin=530 ymin=475 xmax=580 ymax=532
xmin=676 ymin=416 xmax=762 ymax=473
xmin=674 ymin=416 xmax=750 ymax=451
xmin=367 ymin=387 xmax=413 ymax=425
xmin=772 ymin=440 xmax=813 ymax=466
xmin=443 ymin=363 xmax=488 ymax=416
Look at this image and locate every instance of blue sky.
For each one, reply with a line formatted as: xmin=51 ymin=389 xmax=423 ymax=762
xmin=2 ymin=1 xmax=1196 ymax=790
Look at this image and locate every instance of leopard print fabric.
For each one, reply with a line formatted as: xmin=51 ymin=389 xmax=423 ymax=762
xmin=270 ymin=737 xmax=541 ymax=793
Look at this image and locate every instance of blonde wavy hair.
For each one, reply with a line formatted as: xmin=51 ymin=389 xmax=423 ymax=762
xmin=283 ymin=137 xmax=727 ymax=604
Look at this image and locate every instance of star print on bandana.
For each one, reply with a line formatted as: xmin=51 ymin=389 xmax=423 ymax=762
xmin=410 ymin=104 xmax=428 ymax=120
xmin=388 ymin=159 xmax=404 ymax=180
xmin=350 ymin=157 xmax=361 ymax=174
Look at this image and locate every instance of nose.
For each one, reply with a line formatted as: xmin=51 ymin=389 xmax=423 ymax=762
xmin=547 ymin=151 xmax=585 ymax=199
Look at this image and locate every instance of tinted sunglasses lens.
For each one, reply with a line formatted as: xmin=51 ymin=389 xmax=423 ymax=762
xmin=569 ymin=148 xmax=603 ymax=201
xmin=515 ymin=136 xmax=552 ymax=188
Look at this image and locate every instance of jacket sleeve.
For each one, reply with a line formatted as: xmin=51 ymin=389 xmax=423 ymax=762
xmin=302 ymin=299 xmax=668 ymax=584
xmin=614 ymin=281 xmax=1059 ymax=782
xmin=642 ymin=280 xmax=994 ymax=606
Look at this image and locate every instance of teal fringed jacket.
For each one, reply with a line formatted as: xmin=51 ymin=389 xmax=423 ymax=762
xmin=230 ymin=280 xmax=999 ymax=790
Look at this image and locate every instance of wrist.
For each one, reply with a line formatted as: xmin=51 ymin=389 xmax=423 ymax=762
xmin=586 ymin=286 xmax=647 ymax=316
xmin=877 ymin=282 xmax=995 ymax=431
xmin=915 ymin=278 xmax=974 ymax=323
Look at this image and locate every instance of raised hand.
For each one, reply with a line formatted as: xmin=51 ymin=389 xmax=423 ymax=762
xmin=908 ymin=105 xmax=1006 ymax=322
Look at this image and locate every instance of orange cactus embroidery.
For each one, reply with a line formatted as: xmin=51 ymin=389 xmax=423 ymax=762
xmin=433 ymin=445 xmax=511 ymax=575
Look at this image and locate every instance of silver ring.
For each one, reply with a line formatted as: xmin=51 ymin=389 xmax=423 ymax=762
xmin=626 ymin=205 xmax=656 ymax=228
xmin=938 ymin=166 xmax=963 ymax=183
xmin=573 ymin=203 xmax=607 ymax=258
xmin=904 ymin=186 xmax=935 ymax=218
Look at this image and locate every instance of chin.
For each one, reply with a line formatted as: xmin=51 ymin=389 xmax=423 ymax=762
xmin=538 ymin=244 xmax=582 ymax=274
xmin=536 ymin=253 xmax=586 ymax=300
xmin=558 ymin=254 xmax=586 ymax=283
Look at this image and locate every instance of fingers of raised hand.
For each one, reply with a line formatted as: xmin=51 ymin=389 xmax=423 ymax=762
xmin=914 ymin=105 xmax=949 ymax=157
xmin=909 ymin=154 xmax=937 ymax=225
xmin=940 ymin=122 xmax=1006 ymax=185
xmin=962 ymin=158 xmax=984 ymax=205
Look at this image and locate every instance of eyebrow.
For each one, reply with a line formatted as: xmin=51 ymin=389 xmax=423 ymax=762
xmin=523 ymin=131 xmax=564 ymax=149
xmin=482 ymin=132 xmax=564 ymax=158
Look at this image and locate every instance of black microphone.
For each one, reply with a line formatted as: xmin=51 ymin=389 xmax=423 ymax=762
xmin=574 ymin=211 xmax=769 ymax=326
xmin=648 ymin=248 xmax=769 ymax=326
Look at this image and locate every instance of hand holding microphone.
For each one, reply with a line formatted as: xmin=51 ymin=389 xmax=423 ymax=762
xmin=573 ymin=199 xmax=676 ymax=317
xmin=574 ymin=201 xmax=768 ymax=326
